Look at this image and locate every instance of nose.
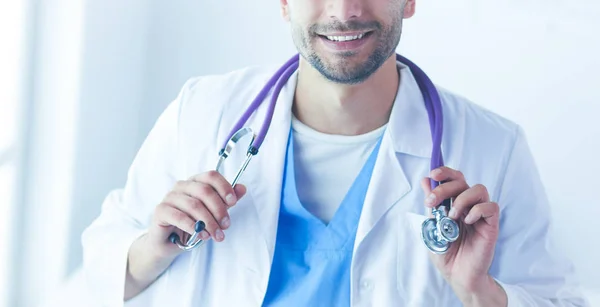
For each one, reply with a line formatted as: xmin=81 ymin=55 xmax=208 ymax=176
xmin=326 ymin=0 xmax=363 ymax=22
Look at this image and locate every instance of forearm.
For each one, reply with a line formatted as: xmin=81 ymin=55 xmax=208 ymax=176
xmin=455 ymin=275 xmax=508 ymax=307
xmin=124 ymin=234 xmax=176 ymax=300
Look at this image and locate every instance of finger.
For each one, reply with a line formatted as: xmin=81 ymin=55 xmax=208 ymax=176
xmin=193 ymin=183 xmax=231 ymax=230
xmin=424 ymin=178 xmax=469 ymax=209
xmin=191 ymin=183 xmax=248 ymax=241
xmin=449 ymin=184 xmax=490 ymax=219
xmin=420 ymin=177 xmax=432 ymax=195
xmin=429 ymin=166 xmax=465 ymax=183
xmin=419 ymin=178 xmax=437 ymax=218
xmin=178 ymin=181 xmax=231 ymax=229
xmin=163 ymin=192 xmax=224 ymax=242
xmin=233 ymin=184 xmax=247 ymax=200
xmin=154 ymin=202 xmax=197 ymax=236
xmin=190 ymin=171 xmax=239 ymax=207
xmin=464 ymin=202 xmax=499 ymax=227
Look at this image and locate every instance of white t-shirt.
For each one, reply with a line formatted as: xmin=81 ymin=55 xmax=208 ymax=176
xmin=291 ymin=115 xmax=386 ymax=225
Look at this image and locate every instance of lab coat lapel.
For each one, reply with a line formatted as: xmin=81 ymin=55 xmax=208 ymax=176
xmin=354 ymin=133 xmax=411 ymax=245
xmin=243 ymin=70 xmax=297 ymax=265
xmin=354 ymin=63 xmax=435 ymax=246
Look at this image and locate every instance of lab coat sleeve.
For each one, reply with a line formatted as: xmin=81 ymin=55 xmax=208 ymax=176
xmin=490 ymin=125 xmax=590 ymax=307
xmin=80 ymin=79 xmax=195 ymax=307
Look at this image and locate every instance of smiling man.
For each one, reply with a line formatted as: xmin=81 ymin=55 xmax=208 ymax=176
xmin=80 ymin=0 xmax=589 ymax=306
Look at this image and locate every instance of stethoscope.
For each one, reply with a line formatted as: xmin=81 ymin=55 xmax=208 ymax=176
xmin=168 ymin=53 xmax=460 ymax=254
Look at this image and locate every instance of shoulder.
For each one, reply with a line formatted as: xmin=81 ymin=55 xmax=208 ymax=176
xmin=437 ymin=85 xmax=520 ymax=135
xmin=170 ymin=64 xmax=280 ymax=140
xmin=434 ymin=85 xmax=527 ymax=199
xmin=177 ymin=65 xmax=280 ymax=114
xmin=165 ymin=65 xmax=281 ymax=175
xmin=436 ymin=85 xmax=522 ymax=148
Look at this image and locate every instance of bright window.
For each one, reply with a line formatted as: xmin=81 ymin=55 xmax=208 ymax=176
xmin=0 ymin=1 xmax=28 ymax=306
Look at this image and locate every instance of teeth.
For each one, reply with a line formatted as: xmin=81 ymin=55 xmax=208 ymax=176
xmin=326 ymin=33 xmax=365 ymax=42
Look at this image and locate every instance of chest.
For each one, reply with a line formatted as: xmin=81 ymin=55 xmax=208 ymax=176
xmin=170 ymin=123 xmax=468 ymax=306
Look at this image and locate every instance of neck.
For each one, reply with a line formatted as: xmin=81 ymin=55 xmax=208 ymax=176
xmin=292 ymin=55 xmax=399 ymax=136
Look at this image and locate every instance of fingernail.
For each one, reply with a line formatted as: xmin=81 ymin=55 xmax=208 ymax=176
xmin=464 ymin=214 xmax=474 ymax=224
xmin=200 ymin=231 xmax=209 ymax=240
xmin=449 ymin=208 xmax=457 ymax=219
xmin=221 ymin=216 xmax=230 ymax=229
xmin=215 ymin=229 xmax=224 ymax=241
xmin=226 ymin=194 xmax=237 ymax=206
xmin=431 ymin=168 xmax=442 ymax=177
xmin=425 ymin=193 xmax=436 ymax=205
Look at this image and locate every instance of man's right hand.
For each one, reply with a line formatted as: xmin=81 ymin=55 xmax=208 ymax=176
xmin=124 ymin=170 xmax=247 ymax=300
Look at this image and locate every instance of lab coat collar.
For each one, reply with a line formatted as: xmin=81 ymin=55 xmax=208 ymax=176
xmin=242 ymin=59 xmax=450 ymax=272
xmin=269 ymin=59 xmax=435 ymax=159
xmin=353 ymin=61 xmax=451 ymax=245
xmin=387 ymin=61 xmax=433 ymax=158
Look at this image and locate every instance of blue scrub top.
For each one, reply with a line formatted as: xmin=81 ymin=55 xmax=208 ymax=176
xmin=263 ymin=129 xmax=383 ymax=306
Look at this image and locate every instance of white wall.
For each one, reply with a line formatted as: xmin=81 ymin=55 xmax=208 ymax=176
xmin=138 ymin=0 xmax=297 ymax=137
xmin=9 ymin=1 xmax=152 ymax=306
xmin=13 ymin=1 xmax=85 ymax=306
xmin=65 ymin=0 xmax=152 ymax=275
xmin=0 ymin=1 xmax=29 ymax=306
xmin=11 ymin=0 xmax=598 ymax=306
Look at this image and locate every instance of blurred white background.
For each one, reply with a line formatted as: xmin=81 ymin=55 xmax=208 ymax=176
xmin=0 ymin=0 xmax=598 ymax=306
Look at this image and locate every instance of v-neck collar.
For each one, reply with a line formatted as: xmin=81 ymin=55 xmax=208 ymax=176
xmin=277 ymin=128 xmax=384 ymax=251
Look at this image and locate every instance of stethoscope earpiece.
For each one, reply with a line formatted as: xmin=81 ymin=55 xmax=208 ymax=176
xmin=169 ymin=127 xmax=256 ymax=251
xmin=420 ymin=196 xmax=460 ymax=254
xmin=169 ymin=220 xmax=207 ymax=251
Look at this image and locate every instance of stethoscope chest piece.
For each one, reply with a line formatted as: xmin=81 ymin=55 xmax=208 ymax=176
xmin=421 ymin=218 xmax=450 ymax=254
xmin=438 ymin=216 xmax=460 ymax=242
xmin=420 ymin=197 xmax=460 ymax=254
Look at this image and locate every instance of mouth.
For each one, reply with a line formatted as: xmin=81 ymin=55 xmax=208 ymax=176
xmin=318 ymin=31 xmax=373 ymax=42
xmin=317 ymin=31 xmax=374 ymax=52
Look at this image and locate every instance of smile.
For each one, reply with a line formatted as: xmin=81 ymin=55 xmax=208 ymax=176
xmin=317 ymin=31 xmax=374 ymax=52
xmin=325 ymin=33 xmax=366 ymax=42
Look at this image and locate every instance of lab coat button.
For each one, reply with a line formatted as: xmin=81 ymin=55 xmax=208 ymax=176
xmin=361 ymin=280 xmax=372 ymax=290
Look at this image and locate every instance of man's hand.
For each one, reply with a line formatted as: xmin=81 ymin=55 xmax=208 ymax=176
xmin=420 ymin=166 xmax=507 ymax=307
xmin=125 ymin=171 xmax=247 ymax=300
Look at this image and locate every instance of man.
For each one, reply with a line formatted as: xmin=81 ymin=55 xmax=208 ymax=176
xmin=81 ymin=0 xmax=588 ymax=306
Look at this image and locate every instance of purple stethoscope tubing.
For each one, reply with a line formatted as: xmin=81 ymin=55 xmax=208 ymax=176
xmin=170 ymin=53 xmax=458 ymax=253
xmin=220 ymin=53 xmax=444 ymax=185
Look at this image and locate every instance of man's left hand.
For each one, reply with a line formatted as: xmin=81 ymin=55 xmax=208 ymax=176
xmin=420 ymin=166 xmax=508 ymax=307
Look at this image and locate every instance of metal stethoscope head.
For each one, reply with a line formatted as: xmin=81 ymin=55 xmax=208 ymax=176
xmin=420 ymin=193 xmax=460 ymax=254
xmin=167 ymin=55 xmax=300 ymax=252
xmin=169 ymin=55 xmax=300 ymax=251
xmin=168 ymin=127 xmax=257 ymax=251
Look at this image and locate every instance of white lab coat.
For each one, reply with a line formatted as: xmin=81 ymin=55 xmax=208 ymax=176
xmin=81 ymin=60 xmax=589 ymax=307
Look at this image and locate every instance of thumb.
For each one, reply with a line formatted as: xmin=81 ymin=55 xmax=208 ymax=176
xmin=420 ymin=177 xmax=433 ymax=195
xmin=420 ymin=177 xmax=434 ymax=218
